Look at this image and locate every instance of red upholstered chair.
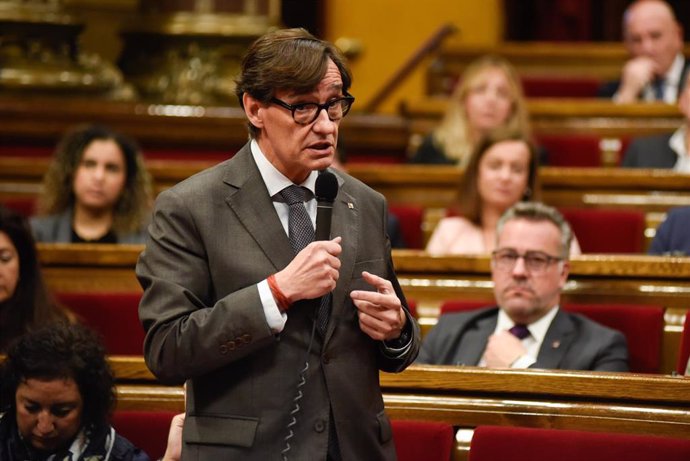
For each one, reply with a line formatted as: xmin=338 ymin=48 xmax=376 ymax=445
xmin=1 ymin=197 xmax=36 ymax=217
xmin=392 ymin=419 xmax=454 ymax=461
xmin=521 ymin=76 xmax=601 ymax=98
xmin=388 ymin=204 xmax=425 ymax=249
xmin=563 ymin=304 xmax=664 ymax=373
xmin=560 ymin=208 xmax=646 ymax=253
xmin=468 ymin=425 xmax=690 ymax=461
xmin=405 ymin=299 xmax=418 ymax=319
xmin=112 ymin=411 xmax=177 ymax=460
xmin=536 ymin=135 xmax=631 ymax=167
xmin=440 ymin=299 xmax=491 ymax=316
xmin=56 ymin=292 xmax=145 ymax=356
xmin=677 ymin=313 xmax=690 ymax=375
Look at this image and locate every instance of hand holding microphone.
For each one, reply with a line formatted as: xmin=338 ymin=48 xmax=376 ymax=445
xmin=274 ymin=171 xmax=341 ymax=307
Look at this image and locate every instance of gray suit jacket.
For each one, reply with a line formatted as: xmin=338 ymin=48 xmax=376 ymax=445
xmin=622 ymin=133 xmax=677 ymax=169
xmin=136 ymin=143 xmax=420 ymax=460
xmin=30 ymin=208 xmax=147 ymax=243
xmin=416 ymin=306 xmax=628 ymax=371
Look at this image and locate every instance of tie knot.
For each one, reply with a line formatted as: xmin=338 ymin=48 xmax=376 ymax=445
xmin=509 ymin=324 xmax=530 ymax=340
xmin=279 ymin=185 xmax=310 ymax=205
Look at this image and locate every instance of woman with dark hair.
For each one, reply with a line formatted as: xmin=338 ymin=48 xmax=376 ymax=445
xmin=0 ymin=205 xmax=68 ymax=352
xmin=31 ymin=124 xmax=152 ymax=243
xmin=425 ymin=129 xmax=582 ymax=255
xmin=0 ymin=323 xmax=150 ymax=460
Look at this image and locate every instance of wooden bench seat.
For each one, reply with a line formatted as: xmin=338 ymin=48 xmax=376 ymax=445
xmin=36 ymin=244 xmax=690 ymax=374
xmin=111 ymin=360 xmax=690 ymax=461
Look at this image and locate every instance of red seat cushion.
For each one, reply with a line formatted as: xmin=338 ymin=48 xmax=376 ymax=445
xmin=440 ymin=300 xmax=491 ymax=316
xmin=521 ymin=76 xmax=602 ymax=98
xmin=564 ymin=304 xmax=664 ymax=373
xmin=537 ymin=135 xmax=631 ymax=167
xmin=0 ymin=197 xmax=37 ymax=217
xmin=57 ymin=292 xmax=144 ymax=355
xmin=677 ymin=313 xmax=690 ymax=375
xmin=111 ymin=411 xmax=176 ymax=460
xmin=389 ymin=204 xmax=425 ymax=249
xmin=392 ymin=419 xmax=454 ymax=461
xmin=560 ymin=208 xmax=646 ymax=253
xmin=469 ymin=425 xmax=690 ymax=461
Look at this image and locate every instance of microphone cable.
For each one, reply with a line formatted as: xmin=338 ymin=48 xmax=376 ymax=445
xmin=281 ymin=310 xmax=318 ymax=461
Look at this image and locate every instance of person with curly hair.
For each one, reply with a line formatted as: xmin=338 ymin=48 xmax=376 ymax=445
xmin=31 ymin=124 xmax=152 ymax=243
xmin=0 ymin=204 xmax=69 ymax=352
xmin=0 ymin=323 xmax=150 ymax=460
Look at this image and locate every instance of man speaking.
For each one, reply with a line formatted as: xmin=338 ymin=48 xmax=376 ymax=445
xmin=136 ymin=28 xmax=420 ymax=461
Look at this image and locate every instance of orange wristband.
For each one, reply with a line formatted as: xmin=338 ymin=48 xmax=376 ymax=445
xmin=267 ymin=274 xmax=291 ymax=312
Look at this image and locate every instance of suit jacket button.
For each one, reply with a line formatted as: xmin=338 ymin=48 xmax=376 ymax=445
xmin=242 ymin=334 xmax=252 ymax=343
xmin=314 ymin=419 xmax=326 ymax=433
xmin=219 ymin=344 xmax=228 ymax=355
xmin=226 ymin=340 xmax=236 ymax=351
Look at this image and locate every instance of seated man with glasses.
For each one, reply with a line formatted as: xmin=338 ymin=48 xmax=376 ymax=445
xmin=417 ymin=202 xmax=629 ymax=371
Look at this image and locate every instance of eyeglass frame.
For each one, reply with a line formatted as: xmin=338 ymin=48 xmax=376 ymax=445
xmin=491 ymin=248 xmax=564 ymax=273
xmin=269 ymin=94 xmax=355 ymax=125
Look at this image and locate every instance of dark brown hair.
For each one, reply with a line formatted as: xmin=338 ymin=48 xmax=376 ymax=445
xmin=457 ymin=128 xmax=540 ymax=225
xmin=38 ymin=124 xmax=152 ymax=234
xmin=0 ymin=205 xmax=67 ymax=351
xmin=235 ymin=28 xmax=352 ymax=138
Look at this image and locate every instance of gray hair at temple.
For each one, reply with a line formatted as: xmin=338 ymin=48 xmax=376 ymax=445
xmin=496 ymin=201 xmax=573 ymax=259
xmin=235 ymin=27 xmax=352 ymax=138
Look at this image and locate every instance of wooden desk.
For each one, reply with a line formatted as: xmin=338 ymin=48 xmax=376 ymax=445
xmin=402 ymin=98 xmax=683 ymax=138
xmin=38 ymin=245 xmax=690 ymax=373
xmin=111 ymin=359 xmax=690 ymax=460
xmin=0 ymin=96 xmax=411 ymax=162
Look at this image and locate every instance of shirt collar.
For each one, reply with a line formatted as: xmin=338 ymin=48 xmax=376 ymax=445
xmin=664 ymin=54 xmax=685 ymax=87
xmin=250 ymin=139 xmax=318 ymax=198
xmin=497 ymin=305 xmax=560 ymax=344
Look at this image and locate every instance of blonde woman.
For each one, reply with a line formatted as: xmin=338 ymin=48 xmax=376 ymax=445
xmin=31 ymin=124 xmax=152 ymax=243
xmin=410 ymin=55 xmax=531 ymax=166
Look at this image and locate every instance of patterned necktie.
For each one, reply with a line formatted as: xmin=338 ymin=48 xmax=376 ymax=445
xmin=279 ymin=185 xmax=331 ymax=335
xmin=279 ymin=185 xmax=314 ymax=254
xmin=509 ymin=324 xmax=530 ymax=340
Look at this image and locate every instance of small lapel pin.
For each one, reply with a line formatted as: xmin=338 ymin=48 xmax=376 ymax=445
xmin=551 ymin=340 xmax=561 ymax=349
xmin=347 ymin=202 xmax=354 ymax=209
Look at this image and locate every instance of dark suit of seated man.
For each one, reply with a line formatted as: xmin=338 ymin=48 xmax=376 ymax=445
xmin=417 ymin=202 xmax=629 ymax=371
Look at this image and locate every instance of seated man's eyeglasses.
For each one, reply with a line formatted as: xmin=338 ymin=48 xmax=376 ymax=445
xmin=491 ymin=248 xmax=563 ymax=273
xmin=270 ymin=94 xmax=355 ymax=125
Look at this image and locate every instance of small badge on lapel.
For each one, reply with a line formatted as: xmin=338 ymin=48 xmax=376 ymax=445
xmin=551 ymin=340 xmax=561 ymax=349
xmin=347 ymin=202 xmax=354 ymax=209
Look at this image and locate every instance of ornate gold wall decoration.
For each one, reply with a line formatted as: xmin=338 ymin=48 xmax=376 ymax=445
xmin=118 ymin=1 xmax=280 ymax=106
xmin=0 ymin=0 xmax=133 ymax=99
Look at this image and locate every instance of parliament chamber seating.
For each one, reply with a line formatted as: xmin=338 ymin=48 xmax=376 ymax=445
xmin=439 ymin=300 xmax=664 ymax=373
xmin=57 ymin=292 xmax=145 ymax=356
xmin=392 ymin=420 xmax=454 ymax=461
xmin=112 ymin=410 xmax=177 ymax=460
xmin=389 ymin=203 xmax=425 ymax=249
xmin=559 ymin=208 xmax=646 ymax=253
xmin=537 ymin=134 xmax=630 ymax=167
xmin=677 ymin=313 xmax=690 ymax=376
xmin=468 ymin=425 xmax=690 ymax=461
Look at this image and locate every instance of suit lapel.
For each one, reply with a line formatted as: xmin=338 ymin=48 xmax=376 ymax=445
xmin=324 ymin=171 xmax=357 ymax=342
xmin=534 ymin=310 xmax=576 ymax=369
xmin=222 ymin=145 xmax=294 ymax=271
xmin=454 ymin=311 xmax=496 ymax=366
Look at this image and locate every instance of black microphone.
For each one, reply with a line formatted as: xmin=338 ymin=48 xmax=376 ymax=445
xmin=315 ymin=170 xmax=338 ymax=241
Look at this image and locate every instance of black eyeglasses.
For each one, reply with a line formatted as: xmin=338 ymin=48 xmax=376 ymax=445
xmin=491 ymin=249 xmax=563 ymax=273
xmin=270 ymin=94 xmax=355 ymax=125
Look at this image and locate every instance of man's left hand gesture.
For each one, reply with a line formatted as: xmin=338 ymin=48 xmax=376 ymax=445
xmin=350 ymin=271 xmax=406 ymax=341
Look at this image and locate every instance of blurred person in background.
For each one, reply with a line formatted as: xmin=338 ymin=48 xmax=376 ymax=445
xmin=31 ymin=124 xmax=152 ymax=244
